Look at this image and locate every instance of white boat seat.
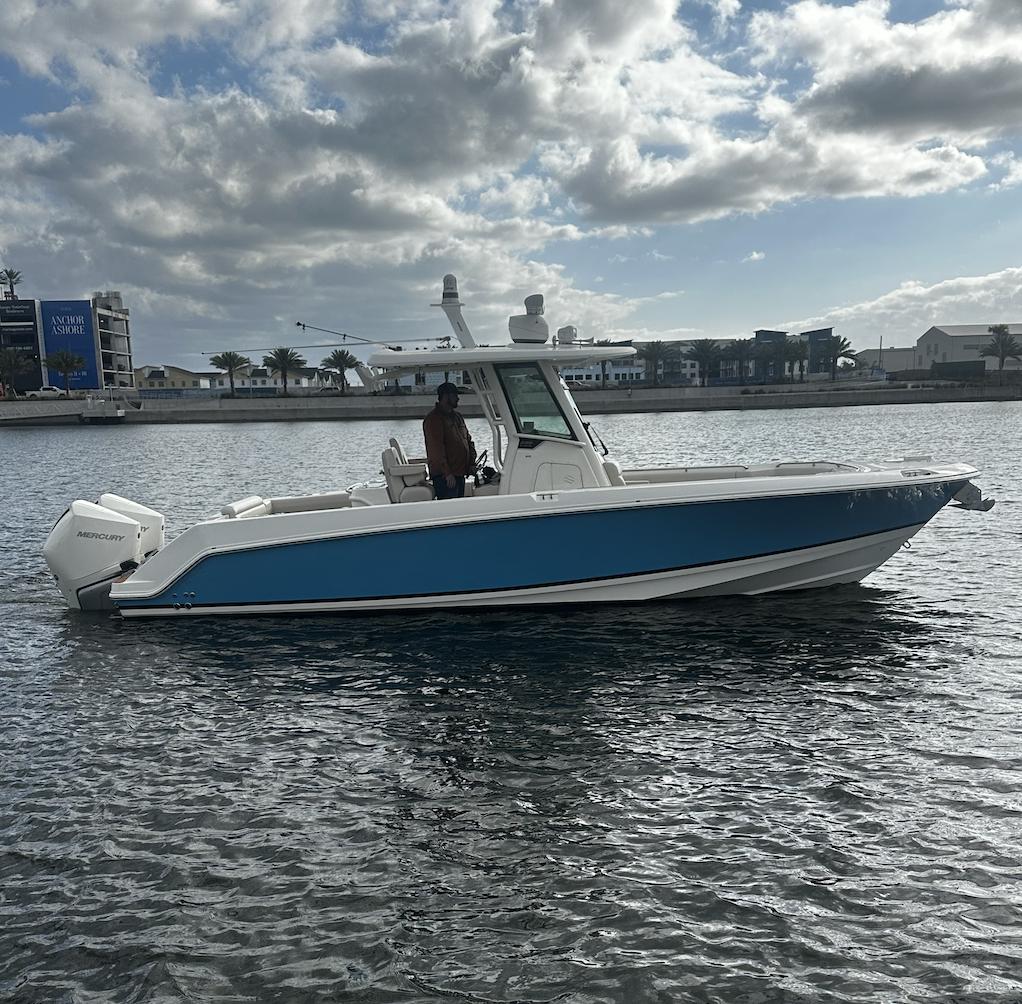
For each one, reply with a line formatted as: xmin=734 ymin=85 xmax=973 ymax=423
xmin=268 ymin=491 xmax=352 ymax=514
xmin=389 ymin=437 xmax=427 ymax=467
xmin=222 ymin=495 xmax=268 ymax=518
xmin=382 ymin=447 xmax=433 ymax=503
xmin=603 ymin=460 xmax=626 ymax=486
xmin=237 ymin=502 xmax=272 ymax=518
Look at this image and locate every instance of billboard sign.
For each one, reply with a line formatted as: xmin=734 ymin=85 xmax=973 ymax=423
xmin=0 ymin=301 xmax=38 ymax=326
xmin=41 ymin=300 xmax=100 ymax=389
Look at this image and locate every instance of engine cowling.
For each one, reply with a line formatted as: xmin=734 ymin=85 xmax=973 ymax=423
xmin=98 ymin=493 xmax=165 ymax=555
xmin=43 ymin=500 xmax=144 ymax=610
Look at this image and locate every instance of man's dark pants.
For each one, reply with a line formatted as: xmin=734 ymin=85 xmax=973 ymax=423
xmin=432 ymin=473 xmax=465 ymax=500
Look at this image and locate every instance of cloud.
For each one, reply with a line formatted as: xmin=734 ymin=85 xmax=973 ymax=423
xmin=0 ymin=0 xmax=1020 ymax=367
xmin=751 ymin=0 xmax=1022 ymax=144
xmin=990 ymin=152 xmax=1022 ymax=189
xmin=783 ymin=265 xmax=1022 ymax=349
xmin=743 ymin=250 xmax=765 ymax=262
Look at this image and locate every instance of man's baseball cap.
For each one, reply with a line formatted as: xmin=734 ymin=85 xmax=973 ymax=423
xmin=436 ymin=382 xmax=461 ymax=398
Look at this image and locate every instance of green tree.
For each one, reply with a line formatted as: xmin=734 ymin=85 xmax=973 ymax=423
xmin=684 ymin=339 xmax=721 ymax=387
xmin=0 ymin=347 xmax=32 ymax=397
xmin=593 ymin=338 xmax=615 ymax=388
xmin=637 ymin=340 xmax=669 ymax=386
xmin=321 ymin=348 xmax=359 ymax=394
xmin=786 ymin=338 xmax=810 ymax=383
xmin=262 ymin=347 xmax=307 ymax=396
xmin=209 ymin=350 xmax=252 ymax=397
xmin=980 ymin=324 xmax=1022 ymax=384
xmin=726 ymin=338 xmax=754 ymax=384
xmin=822 ymin=335 xmax=857 ymax=381
xmin=46 ymin=350 xmax=86 ymax=396
xmin=0 ymin=267 xmax=22 ymax=300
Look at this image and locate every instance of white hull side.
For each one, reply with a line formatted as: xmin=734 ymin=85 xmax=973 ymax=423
xmin=117 ymin=524 xmax=921 ymax=618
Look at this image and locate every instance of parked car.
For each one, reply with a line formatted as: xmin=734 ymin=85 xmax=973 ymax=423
xmin=25 ymin=386 xmax=65 ymax=399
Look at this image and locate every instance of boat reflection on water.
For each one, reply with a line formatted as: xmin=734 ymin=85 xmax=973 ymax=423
xmin=53 ymin=581 xmax=961 ymax=699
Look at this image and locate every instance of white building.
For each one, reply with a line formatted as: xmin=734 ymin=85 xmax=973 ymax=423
xmin=93 ymin=291 xmax=135 ymax=388
xmin=913 ymin=324 xmax=1022 ymax=371
xmin=135 ymin=364 xmax=331 ymax=395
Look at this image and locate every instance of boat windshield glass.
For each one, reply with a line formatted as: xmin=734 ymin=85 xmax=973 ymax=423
xmin=494 ymin=363 xmax=575 ymax=440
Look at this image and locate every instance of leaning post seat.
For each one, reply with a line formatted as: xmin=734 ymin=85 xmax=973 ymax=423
xmin=389 ymin=437 xmax=427 ymax=467
xmin=381 ymin=447 xmax=433 ymax=503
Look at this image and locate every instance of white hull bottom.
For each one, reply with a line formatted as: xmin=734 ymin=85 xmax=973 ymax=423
xmin=118 ymin=525 xmax=920 ymax=618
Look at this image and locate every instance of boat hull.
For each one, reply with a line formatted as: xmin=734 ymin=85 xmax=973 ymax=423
xmin=113 ymin=480 xmax=965 ymax=617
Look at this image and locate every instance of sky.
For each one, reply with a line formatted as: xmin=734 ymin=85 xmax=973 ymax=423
xmin=2 ymin=0 xmax=1021 ymax=370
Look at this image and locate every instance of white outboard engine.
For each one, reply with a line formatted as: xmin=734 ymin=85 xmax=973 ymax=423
xmin=98 ymin=493 xmax=165 ymax=556
xmin=509 ymin=294 xmax=549 ymax=344
xmin=43 ymin=496 xmax=165 ymax=611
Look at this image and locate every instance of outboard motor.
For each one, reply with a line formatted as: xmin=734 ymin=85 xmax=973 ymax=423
xmin=43 ymin=497 xmax=164 ymax=611
xmin=98 ymin=493 xmax=165 ymax=555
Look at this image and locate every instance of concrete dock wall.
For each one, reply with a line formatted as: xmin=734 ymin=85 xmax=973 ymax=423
xmin=2 ymin=383 xmax=1020 ymax=426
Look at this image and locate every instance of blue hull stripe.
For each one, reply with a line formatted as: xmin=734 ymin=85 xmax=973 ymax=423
xmin=116 ymin=482 xmax=964 ymax=610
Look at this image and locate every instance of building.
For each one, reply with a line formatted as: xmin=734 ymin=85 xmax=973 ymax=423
xmin=855 ymin=325 xmax=1022 ymax=376
xmin=855 ymin=346 xmax=916 ymax=373
xmin=913 ymin=324 xmax=1022 ymax=372
xmin=94 ymin=292 xmax=135 ymax=389
xmin=754 ymin=329 xmax=787 ymax=381
xmin=135 ymin=364 xmax=331 ymax=396
xmin=0 ymin=292 xmax=135 ymax=394
xmin=802 ymin=328 xmax=834 ymax=375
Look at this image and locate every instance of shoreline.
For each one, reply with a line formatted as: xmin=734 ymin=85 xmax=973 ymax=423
xmin=2 ymin=382 xmax=1020 ymax=426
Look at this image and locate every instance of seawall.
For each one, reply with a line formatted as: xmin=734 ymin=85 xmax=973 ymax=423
xmin=2 ymin=383 xmax=1020 ymax=426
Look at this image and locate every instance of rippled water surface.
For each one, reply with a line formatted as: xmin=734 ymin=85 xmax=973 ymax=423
xmin=2 ymin=402 xmax=1021 ymax=1003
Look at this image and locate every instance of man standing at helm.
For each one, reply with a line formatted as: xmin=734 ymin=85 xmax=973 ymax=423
xmin=423 ymin=382 xmax=476 ymax=500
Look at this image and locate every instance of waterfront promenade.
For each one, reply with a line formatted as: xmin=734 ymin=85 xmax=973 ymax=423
xmin=2 ymin=382 xmax=1020 ymax=425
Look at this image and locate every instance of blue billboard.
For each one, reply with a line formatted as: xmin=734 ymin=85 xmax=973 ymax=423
xmin=41 ymin=300 xmax=100 ymax=389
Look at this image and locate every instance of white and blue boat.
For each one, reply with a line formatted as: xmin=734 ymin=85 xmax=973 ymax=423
xmin=44 ymin=275 xmax=993 ymax=617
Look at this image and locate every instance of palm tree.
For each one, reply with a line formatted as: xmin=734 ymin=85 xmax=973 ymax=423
xmin=786 ymin=338 xmax=810 ymax=383
xmin=980 ymin=324 xmax=1022 ymax=384
xmin=595 ymin=339 xmax=615 ymax=388
xmin=209 ymin=350 xmax=252 ymax=397
xmin=262 ymin=347 xmax=307 ymax=396
xmin=321 ymin=348 xmax=359 ymax=394
xmin=0 ymin=347 xmax=32 ymax=397
xmin=46 ymin=350 xmax=86 ymax=396
xmin=684 ymin=339 xmax=721 ymax=387
xmin=726 ymin=338 xmax=754 ymax=384
xmin=637 ymin=340 xmax=669 ymax=386
xmin=823 ymin=335 xmax=857 ymax=381
xmin=0 ymin=267 xmax=22 ymax=300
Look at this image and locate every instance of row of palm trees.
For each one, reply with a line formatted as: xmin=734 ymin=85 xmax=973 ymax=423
xmin=208 ymin=347 xmax=360 ymax=396
xmin=0 ymin=347 xmax=85 ymax=397
xmin=633 ymin=335 xmax=858 ymax=387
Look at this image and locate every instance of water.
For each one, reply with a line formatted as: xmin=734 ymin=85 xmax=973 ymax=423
xmin=2 ymin=402 xmax=1021 ymax=1003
